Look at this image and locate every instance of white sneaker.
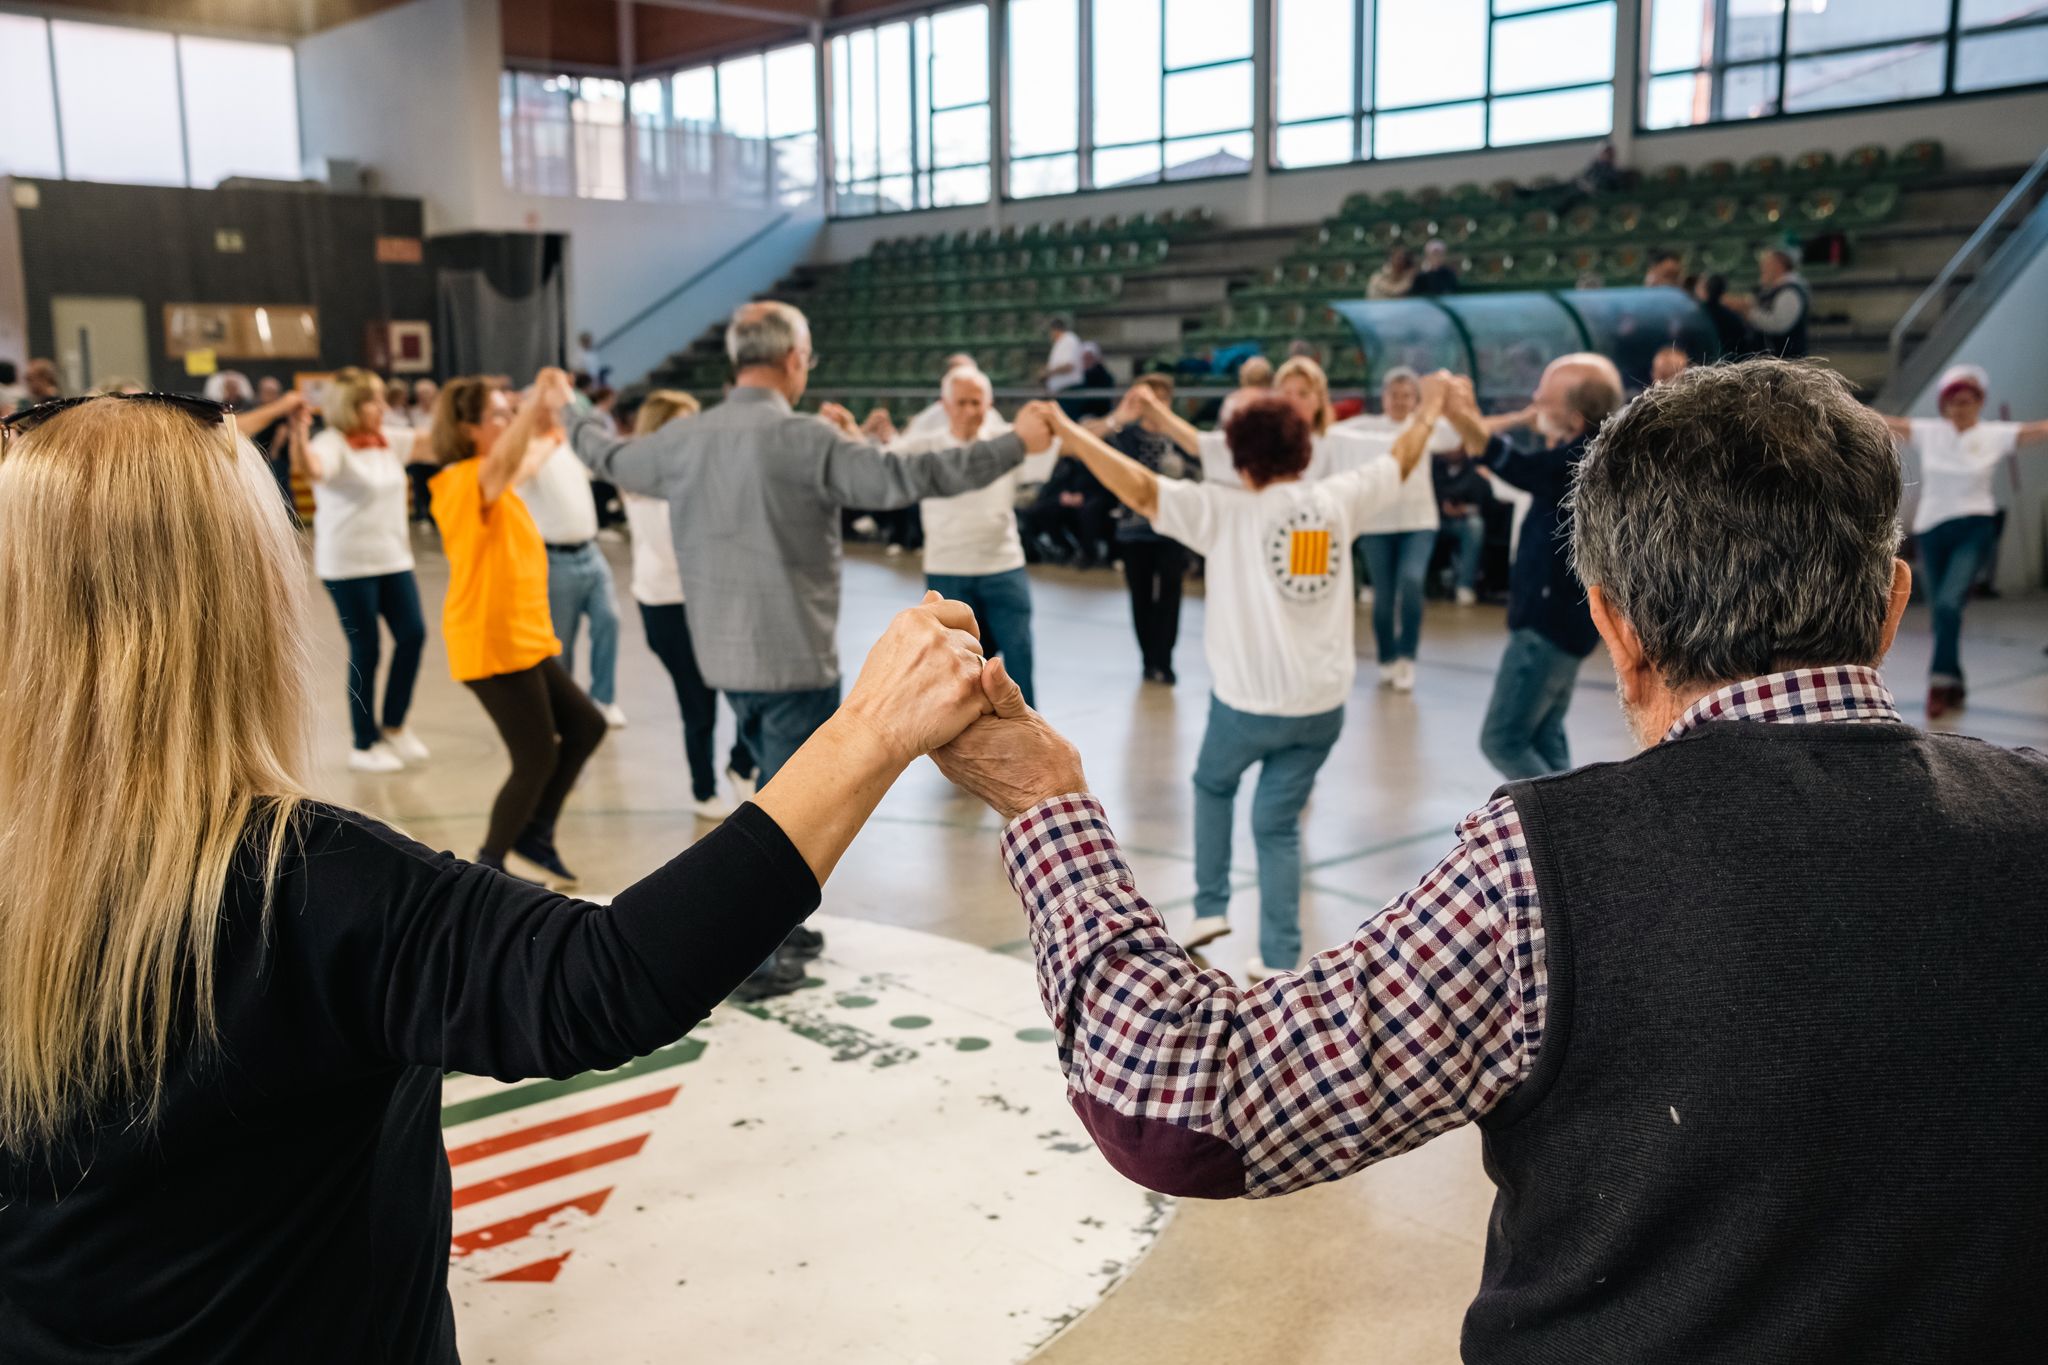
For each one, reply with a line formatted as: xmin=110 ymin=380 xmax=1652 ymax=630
xmin=727 ymin=766 xmax=757 ymax=802
xmin=1183 ymin=915 xmax=1233 ymax=950
xmin=851 ymin=515 xmax=879 ymax=537
xmin=1392 ymin=658 xmax=1416 ymax=693
xmin=348 ymin=742 xmax=405 ymax=774
xmin=1455 ymin=586 xmax=1478 ymax=606
xmin=383 ymin=727 xmax=430 ymax=764
xmin=1356 ymin=586 xmax=1374 ymax=607
xmin=599 ymin=702 xmax=628 ymax=729
xmin=1243 ymin=956 xmax=1282 ymax=984
xmin=884 ymin=543 xmax=905 ymax=557
xmin=689 ymin=792 xmax=734 ymax=821
xmin=1377 ymin=662 xmax=1398 ymax=688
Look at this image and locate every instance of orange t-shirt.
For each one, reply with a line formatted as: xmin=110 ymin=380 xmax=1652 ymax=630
xmin=428 ymin=460 xmax=560 ymax=682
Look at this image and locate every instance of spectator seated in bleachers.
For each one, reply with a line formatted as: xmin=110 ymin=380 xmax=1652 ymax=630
xmin=1022 ymin=443 xmax=1118 ymax=570
xmin=1433 ymin=438 xmax=1495 ymax=607
xmin=1367 ymin=246 xmax=1418 ymax=299
xmin=1728 ymin=248 xmax=1811 ymax=358
xmin=1643 ymin=249 xmax=1684 ymax=288
xmin=1412 ymin=240 xmax=1460 ymax=296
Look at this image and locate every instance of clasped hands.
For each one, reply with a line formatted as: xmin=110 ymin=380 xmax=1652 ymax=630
xmin=840 ymin=592 xmax=1087 ymax=822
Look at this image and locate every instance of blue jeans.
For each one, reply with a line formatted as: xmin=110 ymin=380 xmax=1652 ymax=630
xmin=725 ymin=684 xmax=842 ymax=786
xmin=323 ymin=571 xmax=426 ymax=752
xmin=545 ymin=542 xmax=621 ymax=706
xmin=1439 ymin=512 xmax=1486 ymax=592
xmin=1918 ymin=514 xmax=1997 ymax=683
xmin=1191 ymin=695 xmax=1346 ymax=971
xmin=927 ymin=567 xmax=1036 ymax=708
xmin=1480 ymin=628 xmax=1584 ymax=780
xmin=1356 ymin=530 xmax=1436 ymax=662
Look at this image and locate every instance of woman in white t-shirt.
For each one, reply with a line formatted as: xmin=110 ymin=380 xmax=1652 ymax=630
xmin=1050 ymin=382 xmax=1440 ymax=981
xmin=1879 ymin=365 xmax=2048 ymax=719
xmin=623 ymin=392 xmax=756 ymax=819
xmin=303 ymin=368 xmax=429 ymax=773
xmin=1331 ymin=366 xmax=1464 ymax=692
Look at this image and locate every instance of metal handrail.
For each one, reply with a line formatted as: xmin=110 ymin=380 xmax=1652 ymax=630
xmin=599 ymin=211 xmax=797 ymax=354
xmin=1886 ymin=144 xmax=2048 ymax=399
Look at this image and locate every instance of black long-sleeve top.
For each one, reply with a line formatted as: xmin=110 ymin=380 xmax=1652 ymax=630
xmin=0 ymin=801 xmax=818 ymax=1363
xmin=1485 ymin=431 xmax=1601 ymax=658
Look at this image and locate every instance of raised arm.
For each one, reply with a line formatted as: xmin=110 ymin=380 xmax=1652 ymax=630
xmin=479 ymin=380 xmax=558 ymax=507
xmin=1048 ymin=406 xmax=1161 ymax=521
xmin=819 ymin=402 xmax=1054 ymax=509
xmin=1133 ymin=386 xmax=1203 ymax=457
xmin=1441 ymin=376 xmax=1494 ymax=456
xmin=233 ymin=390 xmax=303 ymax=439
xmin=1876 ymin=414 xmax=1914 ymax=440
xmin=1388 ymin=375 xmax=1449 ymax=479
xmin=2016 ymin=419 xmax=2048 ymax=448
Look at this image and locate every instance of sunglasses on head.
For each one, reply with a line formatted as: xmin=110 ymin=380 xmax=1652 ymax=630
xmin=0 ymin=392 xmax=230 ymax=446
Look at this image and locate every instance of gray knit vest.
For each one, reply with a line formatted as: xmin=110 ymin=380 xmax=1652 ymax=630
xmin=1463 ymin=720 xmax=2048 ymax=1363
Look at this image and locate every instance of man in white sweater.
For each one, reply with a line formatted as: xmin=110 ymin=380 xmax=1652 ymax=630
xmin=890 ymin=366 xmax=1055 ymax=707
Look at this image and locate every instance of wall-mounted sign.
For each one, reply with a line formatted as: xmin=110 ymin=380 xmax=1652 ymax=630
xmin=375 ymin=235 xmax=423 ymax=264
xmin=164 ymin=303 xmax=320 ymax=360
xmin=11 ymin=182 xmax=39 ymax=210
xmin=365 ymin=320 xmax=433 ymax=375
xmin=214 ymin=229 xmax=245 ymax=253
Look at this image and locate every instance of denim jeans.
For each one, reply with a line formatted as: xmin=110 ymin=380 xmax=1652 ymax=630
xmin=545 ymin=542 xmax=622 ymax=706
xmin=1918 ymin=514 xmax=1998 ymax=683
xmin=1438 ymin=512 xmax=1486 ymax=592
xmin=724 ymin=683 xmax=842 ymax=786
xmin=323 ymin=571 xmax=426 ymax=752
xmin=927 ymin=568 xmax=1037 ymax=708
xmin=1191 ymin=695 xmax=1346 ymax=971
xmin=1480 ymin=628 xmax=1584 ymax=781
xmin=1355 ymin=530 xmax=1437 ymax=662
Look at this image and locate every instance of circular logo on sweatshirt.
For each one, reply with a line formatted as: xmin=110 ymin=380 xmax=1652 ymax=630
xmin=1266 ymin=509 xmax=1342 ymax=602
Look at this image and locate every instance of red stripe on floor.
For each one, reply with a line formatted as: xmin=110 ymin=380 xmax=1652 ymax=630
xmin=446 ymin=1086 xmax=680 ymax=1167
xmin=488 ymin=1252 xmax=573 ymax=1283
xmin=451 ymin=1188 xmax=612 ymax=1256
xmin=451 ymin=1134 xmax=649 ymax=1210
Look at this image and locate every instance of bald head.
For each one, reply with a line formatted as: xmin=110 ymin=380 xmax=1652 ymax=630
xmin=1535 ymin=351 xmax=1624 ymax=444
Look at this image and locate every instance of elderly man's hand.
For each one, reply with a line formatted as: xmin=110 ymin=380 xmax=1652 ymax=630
xmin=818 ymin=401 xmax=862 ymax=439
xmin=1013 ymin=400 xmax=1060 ymax=453
xmin=838 ymin=592 xmax=993 ymax=768
xmin=933 ymin=658 xmax=1089 ymax=822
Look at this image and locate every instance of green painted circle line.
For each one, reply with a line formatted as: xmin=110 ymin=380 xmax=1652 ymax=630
xmin=1014 ymin=1027 xmax=1056 ymax=1044
xmin=953 ymin=1037 xmax=991 ymax=1052
xmin=889 ymin=1015 xmax=933 ymax=1030
xmin=835 ymin=994 xmax=877 ymax=1009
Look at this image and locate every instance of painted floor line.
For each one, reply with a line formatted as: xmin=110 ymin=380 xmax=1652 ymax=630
xmin=451 ymin=1133 xmax=650 ymax=1210
xmin=440 ymin=1037 xmax=706 ymax=1128
xmin=446 ymin=1085 xmax=680 ymax=1165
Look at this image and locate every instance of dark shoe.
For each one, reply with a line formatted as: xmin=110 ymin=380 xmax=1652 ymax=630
xmin=783 ymin=924 xmax=825 ymax=959
xmin=729 ymin=953 xmax=806 ymax=1003
xmin=509 ymin=833 xmax=578 ymax=890
xmin=1143 ymin=666 xmax=1177 ymax=686
xmin=477 ymin=852 xmax=543 ymax=886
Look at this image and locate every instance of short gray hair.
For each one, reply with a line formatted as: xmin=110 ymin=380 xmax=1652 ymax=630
xmin=1569 ymin=358 xmax=1902 ymax=690
xmin=942 ymin=366 xmax=993 ymax=400
xmin=726 ymin=301 xmax=809 ymax=368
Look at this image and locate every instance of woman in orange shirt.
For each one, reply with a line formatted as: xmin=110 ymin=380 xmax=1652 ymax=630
xmin=428 ymin=375 xmax=606 ymax=887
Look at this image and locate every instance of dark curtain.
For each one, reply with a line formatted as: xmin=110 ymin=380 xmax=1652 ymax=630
xmin=427 ymin=232 xmax=565 ymax=380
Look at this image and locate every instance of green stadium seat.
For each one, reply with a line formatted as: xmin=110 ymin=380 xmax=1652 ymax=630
xmin=1695 ymin=159 xmax=1737 ymax=188
xmin=1411 ymin=185 xmax=1445 ymax=212
xmin=1738 ymin=154 xmax=1783 ymax=186
xmin=1368 ymin=219 xmax=1404 ymax=248
xmin=1402 ymin=216 xmax=1439 ymax=247
xmin=1891 ymin=140 xmax=1943 ymax=178
xmin=1603 ymin=202 xmax=1646 ymax=238
xmin=1477 ymin=212 xmax=1517 ymax=244
xmin=1842 ymin=144 xmax=1888 ymax=179
xmin=1845 ymin=180 xmax=1901 ymax=224
xmin=1518 ymin=208 xmax=1560 ymax=241
xmin=1747 ymin=192 xmax=1792 ymax=228
xmin=1641 ymin=164 xmax=1690 ymax=198
xmin=1700 ymin=195 xmax=1742 ymax=231
xmin=1322 ymin=259 xmax=1358 ymax=291
xmin=1484 ymin=178 xmax=1520 ymax=207
xmin=1797 ymin=187 xmax=1843 ymax=225
xmin=1439 ymin=213 xmax=1480 ymax=245
xmin=1470 ymin=250 xmax=1513 ymax=286
xmin=1603 ymin=243 xmax=1647 ymax=284
xmin=1511 ymin=248 xmax=1562 ymax=287
xmin=1790 ymin=150 xmax=1835 ymax=182
xmin=1445 ymin=181 xmax=1487 ymax=210
xmin=1699 ymin=238 xmax=1748 ymax=274
xmin=1564 ymin=244 xmax=1602 ymax=279
xmin=1648 ymin=199 xmax=1692 ymax=235
xmin=1561 ymin=202 xmax=1602 ymax=237
xmin=1375 ymin=188 xmax=1415 ymax=218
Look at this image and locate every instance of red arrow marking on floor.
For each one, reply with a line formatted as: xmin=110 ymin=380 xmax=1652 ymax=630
xmin=451 ymin=1187 xmax=613 ymax=1256
xmin=446 ymin=1086 xmax=680 ymax=1166
xmin=487 ymin=1252 xmax=573 ymax=1284
xmin=452 ymin=1134 xmax=650 ymax=1210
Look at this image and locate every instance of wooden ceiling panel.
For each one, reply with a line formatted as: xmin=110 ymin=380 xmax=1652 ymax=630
xmin=635 ymin=6 xmax=806 ymax=69
xmin=503 ymin=0 xmax=624 ymax=67
xmin=33 ymin=0 xmax=412 ymax=37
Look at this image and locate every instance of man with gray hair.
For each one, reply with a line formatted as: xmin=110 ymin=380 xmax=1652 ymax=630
xmin=555 ymin=300 xmax=1057 ymax=997
xmin=1444 ymin=352 xmax=1623 ymax=779
xmin=930 ymin=356 xmax=2048 ymax=1361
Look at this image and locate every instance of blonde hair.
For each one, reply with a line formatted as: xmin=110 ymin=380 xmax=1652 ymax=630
xmin=1274 ymin=355 xmax=1334 ymax=435
xmin=430 ymin=376 xmax=497 ymax=464
xmin=634 ymin=389 xmax=702 ymax=435
xmin=324 ymin=367 xmax=384 ymax=437
xmin=0 ymin=399 xmax=314 ymax=1149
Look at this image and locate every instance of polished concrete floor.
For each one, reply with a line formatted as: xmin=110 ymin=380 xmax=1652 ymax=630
xmin=314 ymin=526 xmax=2048 ymax=1364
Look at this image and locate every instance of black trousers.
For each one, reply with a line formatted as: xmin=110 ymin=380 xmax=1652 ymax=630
xmin=638 ymin=602 xmax=756 ymax=801
xmin=463 ymin=656 xmax=608 ymax=858
xmin=1120 ymin=538 xmax=1188 ymax=673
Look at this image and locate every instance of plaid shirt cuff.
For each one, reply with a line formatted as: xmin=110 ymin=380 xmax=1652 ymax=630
xmin=1002 ymin=794 xmax=1131 ymax=910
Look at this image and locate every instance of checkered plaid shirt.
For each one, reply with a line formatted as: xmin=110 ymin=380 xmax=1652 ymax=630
xmin=1001 ymin=666 xmax=1902 ymax=1199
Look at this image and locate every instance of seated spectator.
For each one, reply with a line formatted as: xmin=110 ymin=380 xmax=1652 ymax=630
xmin=1040 ymin=316 xmax=1084 ymax=397
xmin=1066 ymin=341 xmax=1118 ymax=419
xmin=1651 ymin=345 xmax=1690 ymax=385
xmin=1572 ymin=140 xmax=1624 ymax=198
xmin=1433 ymin=442 xmax=1493 ymax=605
xmin=24 ymin=359 xmax=62 ymax=404
xmin=935 ymin=356 xmax=2048 ymax=1362
xmin=1693 ymin=272 xmax=1748 ymax=357
xmin=1022 ymin=449 xmax=1117 ymax=569
xmin=1411 ymin=240 xmax=1460 ymax=295
xmin=1643 ymin=250 xmax=1684 ymax=288
xmin=1729 ymin=248 xmax=1811 ymax=358
xmin=1367 ymin=246 xmax=1418 ymax=299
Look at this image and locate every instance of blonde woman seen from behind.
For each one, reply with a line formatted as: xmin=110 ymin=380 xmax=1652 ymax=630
xmin=0 ymin=392 xmax=1000 ymax=1363
xmin=304 ymin=366 xmax=430 ymax=773
xmin=627 ymin=390 xmax=758 ymax=819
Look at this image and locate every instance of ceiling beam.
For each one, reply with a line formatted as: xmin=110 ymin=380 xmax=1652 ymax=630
xmin=631 ymin=0 xmax=813 ymax=27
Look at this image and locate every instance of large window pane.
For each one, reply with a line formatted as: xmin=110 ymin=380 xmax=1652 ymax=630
xmin=1094 ymin=143 xmax=1164 ymax=186
xmin=1008 ymin=0 xmax=1078 ymax=156
xmin=0 ymin=16 xmax=63 ymax=179
xmin=1961 ymin=0 xmax=2048 ymax=25
xmin=674 ymin=68 xmax=716 ymax=123
xmin=1720 ymin=61 xmax=1782 ymax=119
xmin=1956 ymin=24 xmax=2048 ymax=92
xmin=1276 ymin=0 xmax=1354 ymax=124
xmin=929 ymin=5 xmax=989 ymax=108
xmin=1094 ymin=0 xmax=1162 ymax=146
xmin=1009 ymin=153 xmax=1078 ymax=197
xmin=1643 ymin=71 xmax=1706 ymax=129
xmin=1789 ymin=0 xmax=1948 ymax=53
xmin=844 ymin=29 xmax=878 ymax=182
xmin=1490 ymin=5 xmax=1615 ymax=95
xmin=1647 ymin=0 xmax=1711 ymax=75
xmin=1373 ymin=100 xmax=1484 ymax=158
xmin=930 ymin=164 xmax=990 ymax=206
xmin=1164 ymin=0 xmax=1250 ymax=68
xmin=932 ymin=106 xmax=990 ymax=167
xmin=179 ymin=36 xmax=300 ymax=187
xmin=1164 ymin=132 xmax=1252 ymax=179
xmin=1489 ymin=84 xmax=1612 ymax=146
xmin=875 ymin=24 xmax=913 ymax=176
xmin=1164 ymin=63 xmax=1253 ymax=137
xmin=52 ymin=21 xmax=184 ymax=185
xmin=1783 ymin=42 xmax=1946 ymax=112
xmin=630 ymin=77 xmax=665 ymax=123
xmin=1723 ymin=0 xmax=1785 ymax=61
xmin=718 ymin=55 xmax=766 ymax=138
xmin=1276 ymin=118 xmax=1354 ymax=169
xmin=765 ymin=43 xmax=816 ymax=137
xmin=1376 ymin=0 xmax=1485 ymax=109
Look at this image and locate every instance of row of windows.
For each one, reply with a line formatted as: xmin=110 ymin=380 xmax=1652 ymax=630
xmin=0 ymin=15 xmax=301 ymax=189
